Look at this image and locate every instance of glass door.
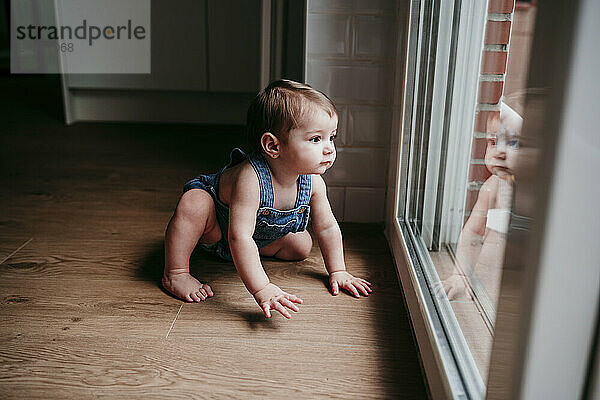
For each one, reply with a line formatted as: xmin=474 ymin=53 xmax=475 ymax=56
xmin=385 ymin=0 xmax=599 ymax=398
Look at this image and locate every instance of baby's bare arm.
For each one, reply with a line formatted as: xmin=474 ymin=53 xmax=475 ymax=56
xmin=228 ymin=167 xmax=269 ymax=293
xmin=455 ymin=175 xmax=497 ymax=274
xmin=228 ymin=167 xmax=303 ymax=317
xmin=464 ymin=176 xmax=496 ymax=236
xmin=310 ymin=175 xmax=372 ymax=297
xmin=437 ymin=176 xmax=498 ymax=300
xmin=310 ymin=175 xmax=345 ymax=273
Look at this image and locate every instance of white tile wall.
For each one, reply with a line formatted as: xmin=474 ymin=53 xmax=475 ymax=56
xmin=309 ymin=0 xmax=396 ymax=15
xmin=323 ymin=147 xmax=389 ymax=187
xmin=347 ymin=105 xmax=391 ymax=146
xmin=352 ymin=63 xmax=394 ymax=103
xmin=344 ymin=187 xmax=386 ymax=222
xmin=336 ymin=105 xmax=349 ymax=145
xmin=326 ymin=186 xmax=346 ymax=220
xmin=306 ymin=0 xmax=398 ymax=222
xmin=306 ymin=15 xmax=350 ymax=57
xmin=307 ymin=62 xmax=354 ymax=101
xmin=354 ymin=16 xmax=396 ymax=58
xmin=307 ymin=61 xmax=393 ymax=104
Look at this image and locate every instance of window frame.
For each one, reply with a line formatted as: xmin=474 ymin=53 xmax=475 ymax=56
xmin=387 ymin=0 xmax=493 ymax=398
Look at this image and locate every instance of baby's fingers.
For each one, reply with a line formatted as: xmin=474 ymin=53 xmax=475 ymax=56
xmin=331 ymin=280 xmax=340 ymax=295
xmin=280 ymin=297 xmax=300 ymax=313
xmin=284 ymin=293 xmax=303 ymax=304
xmin=357 ymin=280 xmax=373 ymax=292
xmin=359 ymin=278 xmax=373 ymax=287
xmin=446 ymin=286 xmax=457 ymax=300
xmin=273 ymin=302 xmax=292 ymax=319
xmin=262 ymin=303 xmax=272 ymax=318
xmin=354 ymin=281 xmax=371 ymax=296
xmin=343 ymin=282 xmax=361 ymax=298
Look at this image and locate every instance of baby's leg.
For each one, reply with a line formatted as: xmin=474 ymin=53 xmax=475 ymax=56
xmin=259 ymin=231 xmax=313 ymax=260
xmin=163 ymin=189 xmax=222 ymax=302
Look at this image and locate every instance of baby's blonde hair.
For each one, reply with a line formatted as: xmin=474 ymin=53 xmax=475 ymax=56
xmin=246 ymin=79 xmax=337 ymax=153
xmin=486 ymin=98 xmax=524 ymax=137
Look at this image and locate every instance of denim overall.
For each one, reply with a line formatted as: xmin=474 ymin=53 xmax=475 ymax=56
xmin=183 ymin=148 xmax=312 ymax=261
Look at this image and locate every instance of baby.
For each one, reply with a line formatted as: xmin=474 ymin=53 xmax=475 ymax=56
xmin=435 ymin=101 xmax=522 ymax=300
xmin=162 ymin=79 xmax=373 ymax=318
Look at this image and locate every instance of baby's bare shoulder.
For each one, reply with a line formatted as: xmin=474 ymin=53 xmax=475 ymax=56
xmin=310 ymin=174 xmax=326 ymax=197
xmin=219 ymin=161 xmax=260 ymax=206
xmin=232 ymin=161 xmax=259 ymax=186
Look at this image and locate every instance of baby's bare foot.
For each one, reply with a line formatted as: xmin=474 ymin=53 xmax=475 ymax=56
xmin=162 ymin=271 xmax=214 ymax=302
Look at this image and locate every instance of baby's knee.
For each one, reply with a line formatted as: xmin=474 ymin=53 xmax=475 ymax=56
xmin=291 ymin=231 xmax=313 ymax=260
xmin=175 ymin=189 xmax=212 ymax=222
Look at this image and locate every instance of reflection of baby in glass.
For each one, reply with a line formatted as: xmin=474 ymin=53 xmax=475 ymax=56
xmin=437 ymin=102 xmax=522 ymax=301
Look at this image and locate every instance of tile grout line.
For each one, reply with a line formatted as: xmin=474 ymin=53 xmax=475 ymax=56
xmin=0 ymin=238 xmax=33 ymax=265
xmin=165 ymin=303 xmax=184 ymax=339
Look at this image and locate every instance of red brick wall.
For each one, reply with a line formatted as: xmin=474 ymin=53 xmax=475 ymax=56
xmin=464 ymin=0 xmax=516 ymax=223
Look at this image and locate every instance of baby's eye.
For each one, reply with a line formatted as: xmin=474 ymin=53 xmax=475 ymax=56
xmin=508 ymin=139 xmax=519 ymax=149
xmin=309 ymin=136 xmax=321 ymax=143
xmin=330 ymin=134 xmax=337 ymax=141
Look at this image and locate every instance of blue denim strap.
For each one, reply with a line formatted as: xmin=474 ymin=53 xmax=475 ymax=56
xmin=248 ymin=152 xmax=275 ymax=208
xmin=295 ymin=174 xmax=312 ymax=207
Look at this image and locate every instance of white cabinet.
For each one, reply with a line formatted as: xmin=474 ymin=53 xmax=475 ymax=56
xmin=66 ymin=0 xmax=261 ymax=92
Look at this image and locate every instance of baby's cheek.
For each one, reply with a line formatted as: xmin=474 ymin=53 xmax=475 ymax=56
xmin=506 ymin=149 xmax=518 ymax=165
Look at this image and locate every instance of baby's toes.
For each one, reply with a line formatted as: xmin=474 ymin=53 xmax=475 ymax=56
xmin=184 ymin=293 xmax=194 ymax=303
xmin=189 ymin=292 xmax=202 ymax=302
xmin=195 ymin=290 xmax=207 ymax=301
xmin=202 ymin=284 xmax=214 ymax=297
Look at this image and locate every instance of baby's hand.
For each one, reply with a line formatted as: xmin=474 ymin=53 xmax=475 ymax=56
xmin=252 ymin=283 xmax=303 ymax=319
xmin=432 ymin=274 xmax=472 ymax=300
xmin=329 ymin=271 xmax=373 ymax=298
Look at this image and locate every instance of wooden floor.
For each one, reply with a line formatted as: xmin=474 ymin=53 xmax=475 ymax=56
xmin=0 ymin=75 xmax=428 ymax=399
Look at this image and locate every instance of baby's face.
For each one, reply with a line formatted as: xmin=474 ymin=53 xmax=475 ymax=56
xmin=280 ymin=108 xmax=338 ymax=175
xmin=486 ymin=116 xmax=520 ymax=178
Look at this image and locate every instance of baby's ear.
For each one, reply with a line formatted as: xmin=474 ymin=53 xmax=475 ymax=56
xmin=261 ymin=132 xmax=280 ymax=158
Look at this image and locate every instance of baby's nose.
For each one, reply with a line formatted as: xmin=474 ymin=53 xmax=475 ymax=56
xmin=496 ymin=141 xmax=507 ymax=153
